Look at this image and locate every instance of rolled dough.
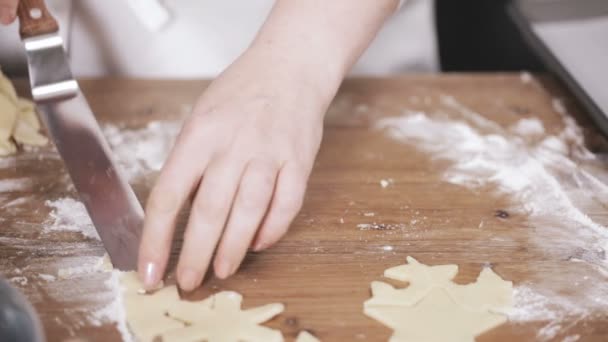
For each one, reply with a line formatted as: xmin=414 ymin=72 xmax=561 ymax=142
xmin=119 ymin=271 xmax=285 ymax=342
xmin=364 ymin=256 xmax=512 ymax=342
xmin=0 ymin=71 xmax=47 ymax=155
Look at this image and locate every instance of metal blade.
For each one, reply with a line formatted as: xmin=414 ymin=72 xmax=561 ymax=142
xmin=23 ymin=33 xmax=143 ymax=270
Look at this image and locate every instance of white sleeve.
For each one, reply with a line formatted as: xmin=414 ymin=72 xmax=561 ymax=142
xmin=397 ymin=0 xmax=408 ymax=10
xmin=126 ymin=0 xmax=171 ymax=32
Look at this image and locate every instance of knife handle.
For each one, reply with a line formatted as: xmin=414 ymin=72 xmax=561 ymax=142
xmin=17 ymin=0 xmax=59 ymax=38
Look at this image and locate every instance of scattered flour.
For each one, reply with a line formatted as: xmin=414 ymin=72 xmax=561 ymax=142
xmin=50 ymin=255 xmax=133 ymax=341
xmin=562 ymin=335 xmax=580 ymax=342
xmin=9 ymin=276 xmax=28 ymax=286
xmin=103 ymin=121 xmax=181 ymax=182
xmin=0 ymin=178 xmax=33 ymax=192
xmin=357 ymin=223 xmax=408 ymax=231
xmin=379 ymin=178 xmax=394 ymax=188
xmin=520 ymin=72 xmax=533 ymax=84
xmin=376 ymin=95 xmax=608 ymax=339
xmin=45 ymin=197 xmax=99 ymax=240
xmin=89 ymin=270 xmax=133 ymax=342
xmin=510 ymin=118 xmax=545 ymax=137
xmin=376 ymin=98 xmax=608 ymax=251
xmin=57 ymin=255 xmax=107 ymax=279
xmin=38 ymin=273 xmax=56 ymax=282
xmin=506 ymin=286 xmax=584 ymax=323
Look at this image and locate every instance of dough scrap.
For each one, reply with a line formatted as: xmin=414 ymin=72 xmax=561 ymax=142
xmin=120 ymin=271 xmax=285 ymax=342
xmin=0 ymin=70 xmax=47 ymax=155
xmin=295 ymin=331 xmax=321 ymax=342
xmin=364 ymin=257 xmax=512 ymax=342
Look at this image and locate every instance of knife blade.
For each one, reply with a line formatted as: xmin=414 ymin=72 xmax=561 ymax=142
xmin=17 ymin=0 xmax=143 ymax=270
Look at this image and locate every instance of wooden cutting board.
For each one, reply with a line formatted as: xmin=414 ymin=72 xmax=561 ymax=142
xmin=1 ymin=75 xmax=607 ymax=341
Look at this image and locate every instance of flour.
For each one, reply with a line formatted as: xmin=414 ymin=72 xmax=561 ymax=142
xmin=376 ymin=100 xmax=608 ymax=248
xmin=506 ymin=286 xmax=585 ymax=323
xmin=510 ymin=118 xmax=545 ymax=137
xmin=0 ymin=178 xmax=33 ymax=192
xmin=379 ymin=178 xmax=394 ymax=188
xmin=45 ymin=197 xmax=99 ymax=240
xmin=376 ymin=95 xmax=608 ymax=338
xmin=9 ymin=276 xmax=28 ymax=286
xmin=562 ymin=335 xmax=580 ymax=342
xmin=520 ymin=72 xmax=533 ymax=84
xmin=28 ymin=122 xmax=181 ymax=340
xmin=89 ymin=270 xmax=133 ymax=342
xmin=103 ymin=121 xmax=181 ymax=182
xmin=48 ymin=255 xmax=133 ymax=341
xmin=357 ymin=223 xmax=407 ymax=231
xmin=37 ymin=273 xmax=56 ymax=282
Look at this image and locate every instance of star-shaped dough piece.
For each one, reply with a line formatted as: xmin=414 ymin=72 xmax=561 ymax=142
xmin=364 ymin=257 xmax=513 ymax=342
xmin=162 ymin=291 xmax=284 ymax=342
xmin=119 ymin=272 xmax=285 ymax=342
xmin=365 ymin=256 xmax=458 ymax=307
xmin=365 ymin=288 xmax=506 ymax=342
xmin=447 ymin=267 xmax=513 ymax=312
xmin=120 ymin=272 xmax=184 ymax=341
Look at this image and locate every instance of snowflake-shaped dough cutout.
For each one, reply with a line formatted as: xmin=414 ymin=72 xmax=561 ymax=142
xmin=365 ymin=288 xmax=507 ymax=342
xmin=363 ymin=256 xmax=513 ymax=342
xmin=120 ymin=272 xmax=284 ymax=342
xmin=163 ymin=291 xmax=284 ymax=342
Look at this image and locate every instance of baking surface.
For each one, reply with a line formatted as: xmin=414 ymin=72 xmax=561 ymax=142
xmin=1 ymin=75 xmax=608 ymax=341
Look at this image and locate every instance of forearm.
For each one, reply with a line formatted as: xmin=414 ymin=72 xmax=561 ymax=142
xmin=248 ymin=0 xmax=399 ymax=100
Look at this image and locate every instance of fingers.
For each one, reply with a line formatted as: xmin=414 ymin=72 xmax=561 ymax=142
xmin=0 ymin=0 xmax=18 ymax=25
xmin=176 ymin=156 xmax=245 ymax=291
xmin=138 ymin=127 xmax=210 ymax=290
xmin=252 ymin=161 xmax=308 ymax=251
xmin=213 ymin=159 xmax=279 ymax=279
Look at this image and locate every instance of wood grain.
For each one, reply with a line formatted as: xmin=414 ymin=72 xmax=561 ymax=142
xmin=17 ymin=0 xmax=59 ymax=38
xmin=1 ymin=75 xmax=607 ymax=341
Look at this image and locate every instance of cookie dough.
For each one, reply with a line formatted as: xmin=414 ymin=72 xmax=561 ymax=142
xmin=0 ymin=69 xmax=47 ymax=155
xmin=364 ymin=256 xmax=512 ymax=342
xmin=120 ymin=272 xmax=285 ymax=342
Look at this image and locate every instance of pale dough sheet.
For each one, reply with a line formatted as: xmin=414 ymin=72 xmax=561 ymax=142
xmin=0 ymin=69 xmax=48 ymax=155
xmin=364 ymin=256 xmax=513 ymax=342
xmin=120 ymin=271 xmax=285 ymax=342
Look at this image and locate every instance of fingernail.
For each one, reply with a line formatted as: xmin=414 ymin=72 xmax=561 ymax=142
xmin=252 ymin=242 xmax=266 ymax=252
xmin=143 ymin=262 xmax=160 ymax=289
xmin=215 ymin=259 xmax=233 ymax=279
xmin=179 ymin=269 xmax=199 ymax=291
xmin=0 ymin=12 xmax=11 ymax=25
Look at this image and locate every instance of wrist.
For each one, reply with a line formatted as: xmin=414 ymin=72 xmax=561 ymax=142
xmin=244 ymin=43 xmax=343 ymax=112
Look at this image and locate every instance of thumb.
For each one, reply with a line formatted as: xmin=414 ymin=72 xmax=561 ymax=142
xmin=0 ymin=0 xmax=18 ymax=25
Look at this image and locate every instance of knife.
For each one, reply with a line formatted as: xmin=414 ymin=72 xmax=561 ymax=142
xmin=17 ymin=0 xmax=143 ymax=270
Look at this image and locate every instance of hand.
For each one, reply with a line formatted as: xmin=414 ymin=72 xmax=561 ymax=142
xmin=0 ymin=0 xmax=18 ymax=25
xmin=138 ymin=47 xmax=335 ymax=291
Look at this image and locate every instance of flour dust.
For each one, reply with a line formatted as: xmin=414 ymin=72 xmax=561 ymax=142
xmin=103 ymin=121 xmax=182 ymax=182
xmin=376 ymin=95 xmax=608 ymax=340
xmin=2 ymin=121 xmax=183 ymax=341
